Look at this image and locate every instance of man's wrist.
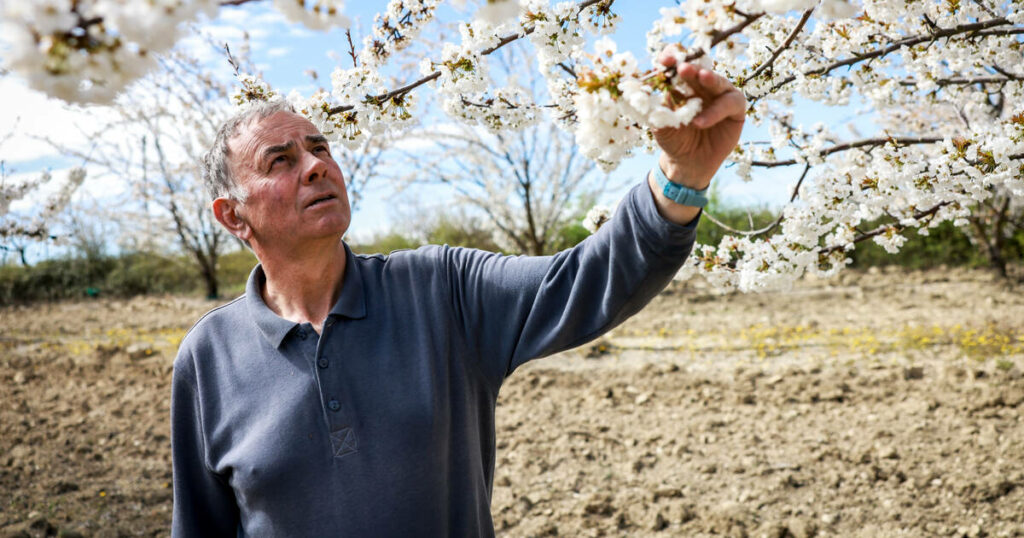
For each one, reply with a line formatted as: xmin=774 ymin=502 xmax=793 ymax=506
xmin=658 ymin=154 xmax=711 ymax=191
xmin=652 ymin=163 xmax=710 ymax=208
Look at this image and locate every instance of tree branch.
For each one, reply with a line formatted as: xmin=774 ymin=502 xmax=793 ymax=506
xmin=819 ymin=201 xmax=951 ymax=256
xmin=328 ymin=0 xmax=611 ymax=116
xmin=899 ymin=74 xmax=1024 ymax=87
xmin=754 ymin=17 xmax=1018 ymax=102
xmin=750 ymin=136 xmax=944 ymax=168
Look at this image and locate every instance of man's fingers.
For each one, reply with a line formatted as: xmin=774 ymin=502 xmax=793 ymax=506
xmin=697 ymin=68 xmax=734 ymax=96
xmin=692 ymin=89 xmax=746 ymax=128
xmin=673 ymin=64 xmax=732 ymax=98
xmin=658 ymin=47 xmax=677 ymax=68
xmin=655 ymin=51 xmax=746 ymax=128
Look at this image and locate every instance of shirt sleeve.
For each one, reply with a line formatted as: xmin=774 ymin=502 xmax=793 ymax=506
xmin=171 ymin=351 xmax=240 ymax=537
xmin=442 ymin=180 xmax=699 ymax=390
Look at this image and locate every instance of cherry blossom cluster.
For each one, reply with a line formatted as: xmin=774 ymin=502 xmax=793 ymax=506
xmin=572 ymin=38 xmax=707 ymax=170
xmin=582 ymin=204 xmax=612 ymax=233
xmin=1 ymin=0 xmax=216 ymax=103
xmin=0 ymin=0 xmax=350 ymax=104
xmin=360 ymin=0 xmax=441 ymax=67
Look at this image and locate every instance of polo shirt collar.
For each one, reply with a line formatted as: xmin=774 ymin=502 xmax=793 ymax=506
xmin=329 ymin=242 xmax=367 ymax=321
xmin=245 ymin=242 xmax=367 ymax=348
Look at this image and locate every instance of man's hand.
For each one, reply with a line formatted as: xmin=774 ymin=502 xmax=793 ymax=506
xmin=649 ymin=50 xmax=746 ymax=225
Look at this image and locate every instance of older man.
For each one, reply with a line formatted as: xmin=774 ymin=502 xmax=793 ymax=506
xmin=171 ymin=57 xmax=745 ymax=536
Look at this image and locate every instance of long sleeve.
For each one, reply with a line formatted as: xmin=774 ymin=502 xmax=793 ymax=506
xmin=443 ymin=181 xmax=698 ymax=389
xmin=171 ymin=352 xmax=240 ymax=537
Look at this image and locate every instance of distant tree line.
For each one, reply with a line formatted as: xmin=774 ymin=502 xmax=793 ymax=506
xmin=3 ymin=202 xmax=1017 ymax=306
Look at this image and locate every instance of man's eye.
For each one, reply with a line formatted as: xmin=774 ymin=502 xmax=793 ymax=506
xmin=314 ymin=146 xmax=329 ymax=154
xmin=269 ymin=155 xmax=287 ymax=169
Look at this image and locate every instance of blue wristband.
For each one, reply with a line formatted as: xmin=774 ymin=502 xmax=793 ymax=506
xmin=653 ymin=165 xmax=710 ymax=208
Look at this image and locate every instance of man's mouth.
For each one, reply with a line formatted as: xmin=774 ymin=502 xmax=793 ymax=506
xmin=306 ymin=194 xmax=336 ymax=208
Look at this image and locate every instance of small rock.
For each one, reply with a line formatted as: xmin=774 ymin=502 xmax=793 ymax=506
xmin=650 ymin=511 xmax=669 ymax=531
xmin=583 ymin=494 xmax=615 ymax=517
xmin=904 ymin=366 xmax=925 ymax=380
xmin=30 ymin=517 xmax=57 ymax=535
xmin=786 ymin=516 xmax=818 ymax=538
xmin=677 ymin=504 xmax=697 ymax=524
xmin=9 ymin=445 xmax=31 ymax=462
xmin=51 ymin=481 xmax=80 ymax=495
xmin=653 ymin=487 xmax=683 ymax=501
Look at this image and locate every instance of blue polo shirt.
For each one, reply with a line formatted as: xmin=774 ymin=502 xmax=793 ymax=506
xmin=171 ymin=182 xmax=698 ymax=536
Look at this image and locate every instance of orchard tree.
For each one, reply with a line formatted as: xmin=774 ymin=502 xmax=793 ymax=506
xmin=45 ymin=51 xmax=236 ymax=298
xmin=3 ymin=0 xmax=1022 ymax=290
xmin=1 ymin=124 xmax=85 ymax=253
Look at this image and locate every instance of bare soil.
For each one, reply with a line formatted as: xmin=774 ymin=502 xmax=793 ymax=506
xmin=1 ymin=267 xmax=1022 ymax=537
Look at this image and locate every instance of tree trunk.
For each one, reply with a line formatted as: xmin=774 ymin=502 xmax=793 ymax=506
xmin=202 ymin=266 xmax=219 ymax=300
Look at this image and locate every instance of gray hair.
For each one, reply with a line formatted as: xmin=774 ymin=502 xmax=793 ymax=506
xmin=201 ymin=99 xmax=298 ymax=202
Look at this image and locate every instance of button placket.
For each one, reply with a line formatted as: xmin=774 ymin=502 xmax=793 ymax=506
xmin=311 ymin=318 xmax=357 ymax=457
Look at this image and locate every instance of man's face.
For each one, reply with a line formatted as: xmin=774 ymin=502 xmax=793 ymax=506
xmin=226 ymin=111 xmax=351 ymax=249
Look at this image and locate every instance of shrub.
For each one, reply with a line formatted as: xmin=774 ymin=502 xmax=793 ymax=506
xmin=216 ymin=248 xmax=258 ymax=297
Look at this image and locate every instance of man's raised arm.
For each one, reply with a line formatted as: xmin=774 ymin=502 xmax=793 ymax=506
xmin=648 ymin=53 xmax=747 ymax=226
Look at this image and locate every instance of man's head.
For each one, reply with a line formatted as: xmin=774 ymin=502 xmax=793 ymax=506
xmin=202 ymin=100 xmax=351 ymax=254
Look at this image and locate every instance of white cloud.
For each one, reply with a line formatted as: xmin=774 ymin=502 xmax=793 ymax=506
xmin=266 ymin=46 xmax=291 ymax=58
xmin=0 ymin=77 xmax=121 ymax=168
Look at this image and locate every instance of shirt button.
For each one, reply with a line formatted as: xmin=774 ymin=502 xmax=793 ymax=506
xmin=317 ymin=357 xmax=329 ymax=369
xmin=298 ymin=329 xmax=307 ymax=340
xmin=327 ymin=399 xmax=341 ymax=412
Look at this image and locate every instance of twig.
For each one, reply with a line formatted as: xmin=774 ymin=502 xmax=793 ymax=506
xmin=971 ymin=0 xmax=999 ymax=19
xmin=742 ymin=8 xmax=814 ymax=86
xmin=345 ymin=29 xmax=358 ymax=68
xmin=223 ymin=43 xmax=241 ymax=77
xmin=640 ymin=11 xmax=765 ymax=83
xmin=703 ymin=164 xmax=811 ymax=237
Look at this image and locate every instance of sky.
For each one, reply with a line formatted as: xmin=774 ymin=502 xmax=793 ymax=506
xmin=0 ymin=0 xmax=854 ymax=258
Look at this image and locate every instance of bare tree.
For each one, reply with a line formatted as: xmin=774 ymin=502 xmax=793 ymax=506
xmin=395 ymin=45 xmax=607 ymax=256
xmin=1 ymin=121 xmax=85 ymax=256
xmin=49 ymin=51 xmax=232 ymax=298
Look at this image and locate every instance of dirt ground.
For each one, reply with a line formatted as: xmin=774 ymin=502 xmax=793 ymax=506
xmin=1 ymin=266 xmax=1022 ymax=537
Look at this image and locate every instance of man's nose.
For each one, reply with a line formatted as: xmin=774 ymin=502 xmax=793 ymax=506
xmin=301 ymin=150 xmax=327 ymax=184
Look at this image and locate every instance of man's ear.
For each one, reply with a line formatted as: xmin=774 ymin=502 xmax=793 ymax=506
xmin=213 ymin=197 xmax=253 ymax=243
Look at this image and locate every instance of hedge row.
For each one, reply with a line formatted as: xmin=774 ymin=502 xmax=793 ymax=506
xmin=1 ymin=208 xmax=1016 ymax=304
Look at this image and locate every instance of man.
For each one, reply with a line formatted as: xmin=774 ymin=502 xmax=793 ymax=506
xmin=171 ymin=55 xmax=745 ymax=536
